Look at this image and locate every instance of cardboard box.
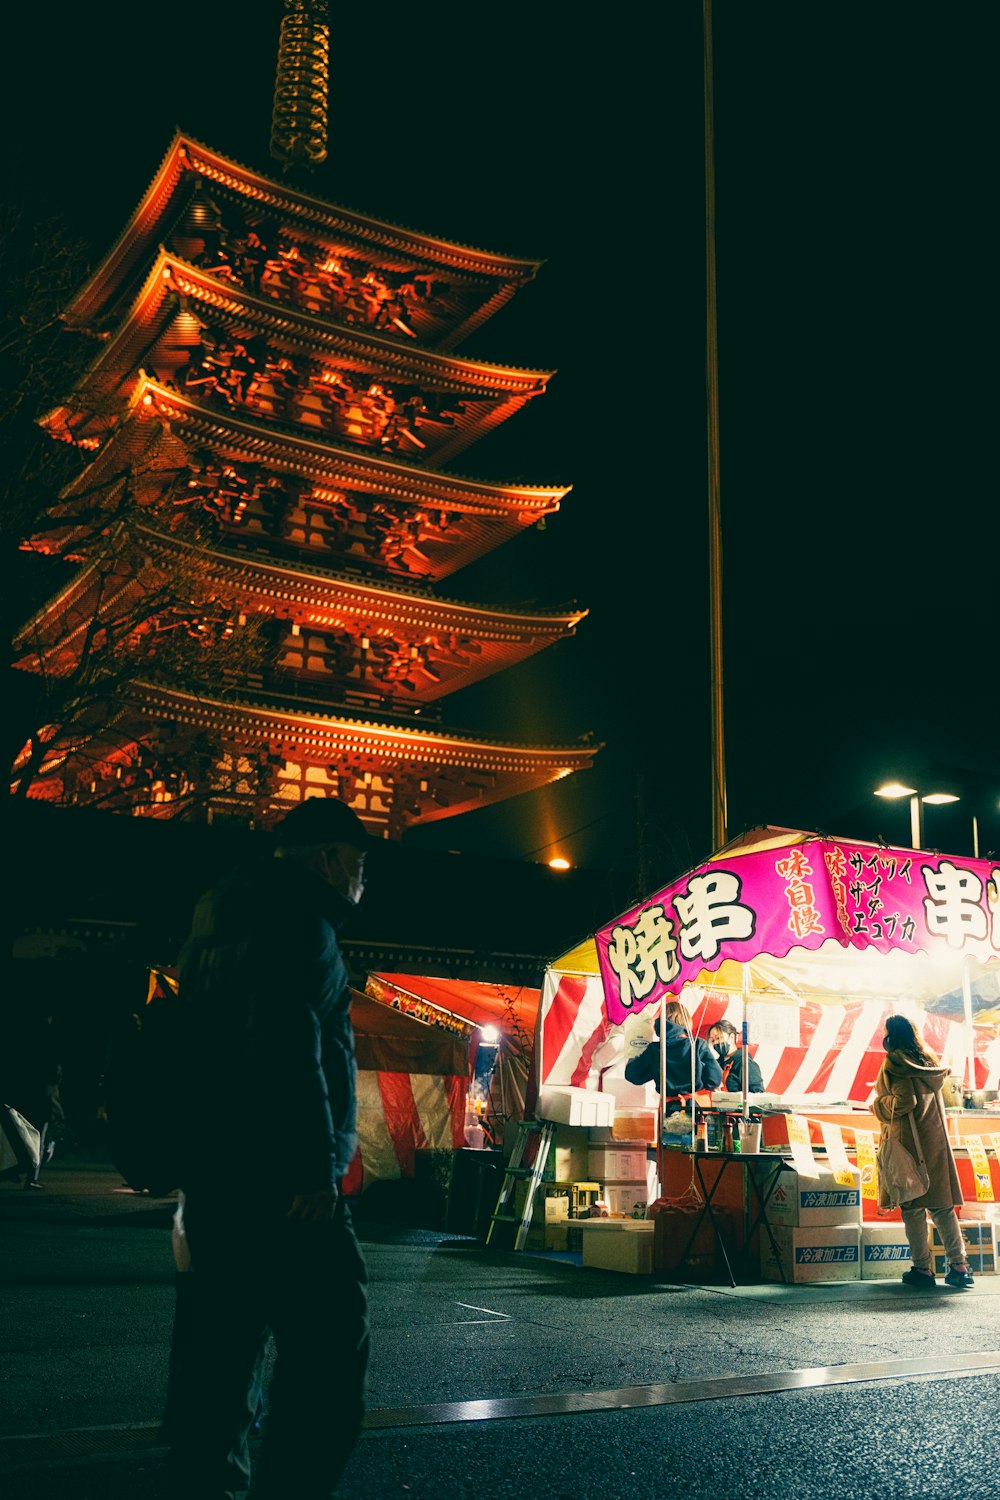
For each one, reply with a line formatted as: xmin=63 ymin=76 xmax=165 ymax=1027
xmin=588 ymin=1147 xmax=649 ymax=1181
xmin=761 ymin=1225 xmax=861 ymax=1283
xmin=933 ymin=1220 xmax=996 ymax=1275
xmin=566 ymin=1219 xmax=620 ymax=1254
xmin=542 ymin=1132 xmax=591 ymax=1183
xmin=601 ymin=1182 xmax=650 ymax=1217
xmin=512 ymin=1183 xmax=569 ymax=1223
xmin=767 ymin=1168 xmax=862 ymax=1227
xmin=861 ymin=1223 xmax=912 ymax=1279
xmin=524 ymin=1221 xmax=570 ymax=1253
xmin=581 ymin=1220 xmax=654 ymax=1275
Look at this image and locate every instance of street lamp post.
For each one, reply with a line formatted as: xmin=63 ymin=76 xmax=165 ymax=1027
xmin=874 ymin=781 xmax=961 ymax=852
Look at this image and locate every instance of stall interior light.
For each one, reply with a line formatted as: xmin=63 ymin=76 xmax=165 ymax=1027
xmin=875 ymin=782 xmax=918 ymax=798
xmin=922 ymin=792 xmax=959 ymax=805
xmin=480 ymin=1025 xmax=500 ymax=1044
xmin=548 ymin=856 xmax=571 ymax=870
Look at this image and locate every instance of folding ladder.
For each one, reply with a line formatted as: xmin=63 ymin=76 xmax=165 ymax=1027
xmin=486 ymin=1119 xmax=554 ymax=1251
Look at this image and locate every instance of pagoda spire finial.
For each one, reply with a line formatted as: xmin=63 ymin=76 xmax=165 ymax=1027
xmin=270 ymin=0 xmax=330 ymax=177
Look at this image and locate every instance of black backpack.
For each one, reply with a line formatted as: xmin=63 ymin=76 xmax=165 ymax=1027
xmin=104 ymin=969 xmax=192 ymax=1196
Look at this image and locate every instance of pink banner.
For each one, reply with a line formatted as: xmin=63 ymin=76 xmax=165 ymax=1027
xmin=597 ymin=839 xmax=1000 ymax=1026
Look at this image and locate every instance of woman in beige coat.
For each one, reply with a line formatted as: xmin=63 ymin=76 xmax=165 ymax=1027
xmin=872 ymin=1015 xmax=972 ymax=1289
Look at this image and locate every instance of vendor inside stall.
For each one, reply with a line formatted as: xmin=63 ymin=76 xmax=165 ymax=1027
xmin=709 ymin=1020 xmax=765 ymax=1094
xmin=624 ymin=1001 xmax=722 ymax=1112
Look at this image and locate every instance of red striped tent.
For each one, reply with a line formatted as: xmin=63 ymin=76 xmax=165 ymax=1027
xmin=343 ymin=991 xmax=470 ymax=1195
xmin=365 ymin=973 xmax=541 ymax=1127
xmin=538 ymin=828 xmax=1000 ymax=1118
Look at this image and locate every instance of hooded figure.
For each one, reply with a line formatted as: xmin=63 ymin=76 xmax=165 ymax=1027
xmin=623 ymin=1001 xmax=722 ymax=1114
xmin=872 ymin=1014 xmax=971 ymax=1290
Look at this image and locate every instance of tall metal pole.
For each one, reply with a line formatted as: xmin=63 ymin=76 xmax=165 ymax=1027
xmin=704 ymin=0 xmax=727 ymax=852
xmin=908 ymin=793 xmax=922 ymax=850
xmin=636 ymin=772 xmax=650 ymax=900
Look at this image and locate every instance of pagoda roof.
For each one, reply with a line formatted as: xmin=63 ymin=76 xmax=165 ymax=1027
xmin=43 ymin=384 xmax=568 ymax=580
xmin=65 ymin=132 xmax=544 ymax=345
xmin=134 ymin=679 xmax=597 ymax=801
xmin=49 ymin=251 xmax=553 ymax=465
xmin=16 ymin=526 xmax=587 ymax=704
xmin=18 ymin=680 xmax=599 ymax=832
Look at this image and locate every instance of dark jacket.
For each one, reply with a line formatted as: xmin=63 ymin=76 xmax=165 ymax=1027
xmin=624 ymin=1021 xmax=722 ymax=1110
xmin=176 ymin=856 xmax=358 ymax=1201
xmin=720 ymin=1049 xmax=764 ymax=1094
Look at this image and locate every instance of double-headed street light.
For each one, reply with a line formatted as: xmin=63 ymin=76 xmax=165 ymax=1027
xmin=874 ymin=780 xmax=971 ymax=854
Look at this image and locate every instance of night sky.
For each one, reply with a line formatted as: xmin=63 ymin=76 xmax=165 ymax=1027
xmin=4 ymin=4 xmax=996 ymax=895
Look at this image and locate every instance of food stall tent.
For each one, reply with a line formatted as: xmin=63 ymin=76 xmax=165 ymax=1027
xmin=343 ymin=989 xmax=470 ymax=1195
xmin=366 ymin=972 xmax=540 ymax=1139
xmin=362 ymin=973 xmax=541 ymax=1232
xmin=536 ymin=827 xmax=1000 ymax=1139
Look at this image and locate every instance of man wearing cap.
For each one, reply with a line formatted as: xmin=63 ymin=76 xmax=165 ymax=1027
xmin=163 ymin=796 xmax=375 ymax=1500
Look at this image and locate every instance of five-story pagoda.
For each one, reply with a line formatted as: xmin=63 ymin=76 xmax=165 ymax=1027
xmin=11 ymin=0 xmax=596 ymax=839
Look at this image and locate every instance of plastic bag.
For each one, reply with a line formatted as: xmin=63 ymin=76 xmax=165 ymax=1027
xmin=0 ymin=1104 xmax=41 ymax=1179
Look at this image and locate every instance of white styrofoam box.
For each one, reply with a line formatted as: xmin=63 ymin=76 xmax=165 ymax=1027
xmin=537 ymin=1086 xmax=615 ymax=1128
xmin=761 ymin=1225 xmax=861 ymax=1283
xmin=957 ymin=1201 xmax=1000 ymax=1223
xmin=767 ymin=1168 xmax=862 ymax=1227
xmin=861 ymin=1223 xmax=912 ymax=1279
xmin=600 ymin=1071 xmax=655 ymax=1109
xmin=581 ymin=1220 xmax=654 ymax=1275
xmin=933 ymin=1220 xmax=996 ymax=1275
xmin=602 ymin=1182 xmax=650 ymax=1217
xmin=589 ymin=1147 xmax=648 ymax=1181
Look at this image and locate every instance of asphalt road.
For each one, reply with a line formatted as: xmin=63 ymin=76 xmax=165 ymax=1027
xmin=2 ymin=1166 xmax=998 ymax=1498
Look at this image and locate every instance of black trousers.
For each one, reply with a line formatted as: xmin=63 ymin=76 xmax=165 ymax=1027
xmin=162 ymin=1194 xmax=369 ymax=1500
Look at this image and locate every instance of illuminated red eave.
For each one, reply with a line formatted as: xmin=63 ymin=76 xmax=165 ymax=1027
xmin=53 ymin=251 xmax=553 ymax=412
xmin=138 ymin=526 xmax=587 ymax=637
xmin=47 ymin=254 xmax=555 ymax=464
xmin=56 ymin=382 xmax=568 ymax=512
xmin=36 ymin=386 xmax=569 ymax=581
xmin=64 ymin=132 xmax=544 ymax=336
xmin=88 ymin=681 xmax=601 ymax=823
xmin=16 ymin=529 xmax=588 ymax=700
xmin=130 ymin=678 xmax=598 ymax=766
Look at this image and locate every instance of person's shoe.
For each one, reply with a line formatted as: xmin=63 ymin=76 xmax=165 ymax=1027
xmin=945 ymin=1266 xmax=974 ymax=1289
xmin=901 ymin=1267 xmax=936 ymax=1288
xmin=22 ymin=1180 xmax=43 ymax=1191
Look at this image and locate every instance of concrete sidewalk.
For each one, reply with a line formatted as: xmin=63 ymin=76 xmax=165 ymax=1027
xmin=3 ymin=1168 xmax=999 ymax=1498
